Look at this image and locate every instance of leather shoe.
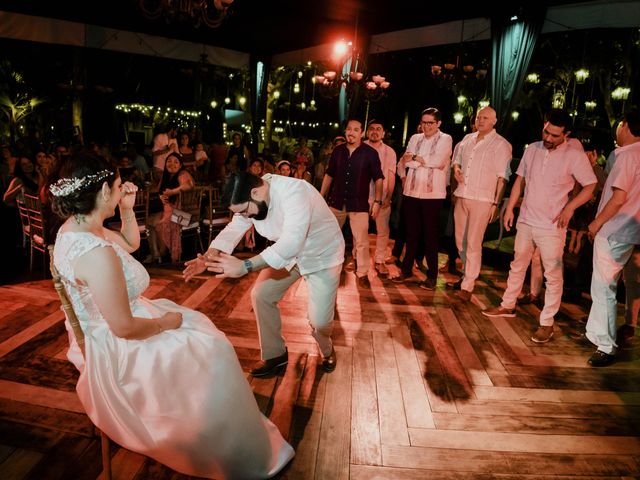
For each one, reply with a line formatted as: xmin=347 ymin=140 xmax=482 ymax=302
xmin=321 ymin=347 xmax=337 ymax=372
xmin=588 ymin=349 xmax=615 ymax=367
xmin=357 ymin=275 xmax=371 ymax=289
xmin=447 ymin=279 xmax=462 ymax=290
xmin=250 ymin=349 xmax=288 ymax=377
xmin=455 ymin=289 xmax=472 ymax=301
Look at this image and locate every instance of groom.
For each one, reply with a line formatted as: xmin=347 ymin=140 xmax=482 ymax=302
xmin=184 ymin=172 xmax=345 ymax=375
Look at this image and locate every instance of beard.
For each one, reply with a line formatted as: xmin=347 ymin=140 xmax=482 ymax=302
xmin=250 ymin=200 xmax=269 ymax=220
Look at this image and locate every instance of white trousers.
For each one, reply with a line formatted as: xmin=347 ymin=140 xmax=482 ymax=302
xmin=501 ymin=223 xmax=565 ymax=325
xmin=251 ymin=264 xmax=342 ymax=359
xmin=454 ymin=198 xmax=494 ymax=292
xmin=331 ymin=207 xmax=371 ymax=277
xmin=586 ymin=236 xmax=635 ymax=354
xmin=373 ymin=204 xmax=392 ymax=264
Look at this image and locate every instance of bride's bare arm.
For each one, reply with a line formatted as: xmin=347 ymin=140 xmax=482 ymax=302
xmin=74 ymin=246 xmax=182 ymax=339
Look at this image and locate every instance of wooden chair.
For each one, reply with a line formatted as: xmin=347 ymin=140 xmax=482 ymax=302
xmin=177 ymin=187 xmax=205 ymax=260
xmin=16 ymin=198 xmax=31 ymax=249
xmin=48 ymin=245 xmax=113 ymax=480
xmin=201 ymin=186 xmax=232 ymax=245
xmin=22 ymin=193 xmax=51 ymax=275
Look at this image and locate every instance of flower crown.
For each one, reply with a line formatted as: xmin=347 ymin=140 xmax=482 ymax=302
xmin=49 ymin=170 xmax=113 ymax=197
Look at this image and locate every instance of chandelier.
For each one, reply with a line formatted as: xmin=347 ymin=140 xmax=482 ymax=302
xmin=138 ymin=0 xmax=234 ymax=29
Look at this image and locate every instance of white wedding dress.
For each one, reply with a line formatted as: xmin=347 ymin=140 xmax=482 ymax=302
xmin=54 ymin=231 xmax=294 ymax=479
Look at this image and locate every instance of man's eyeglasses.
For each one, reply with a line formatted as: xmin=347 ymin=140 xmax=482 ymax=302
xmin=421 ymin=121 xmax=437 ymax=126
xmin=237 ymin=198 xmax=260 ymax=217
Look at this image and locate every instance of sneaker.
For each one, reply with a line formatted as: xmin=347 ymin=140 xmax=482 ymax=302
xmin=616 ymin=324 xmax=636 ymax=347
xmin=588 ymin=349 xmax=615 ymax=367
xmin=517 ymin=293 xmax=539 ymax=305
xmin=250 ymin=349 xmax=288 ymax=377
xmin=357 ymin=275 xmax=371 ymax=289
xmin=482 ymin=306 xmax=515 ymax=318
xmin=375 ymin=262 xmax=388 ymax=276
xmin=455 ymin=289 xmax=472 ymax=301
xmin=419 ymin=278 xmax=436 ymax=290
xmin=321 ymin=347 xmax=337 ymax=372
xmin=447 ymin=279 xmax=462 ymax=290
xmin=531 ymin=325 xmax=554 ymax=343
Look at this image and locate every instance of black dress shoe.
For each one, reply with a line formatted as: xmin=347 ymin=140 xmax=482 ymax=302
xmin=587 ymin=349 xmax=615 ymax=367
xmin=250 ymin=349 xmax=288 ymax=376
xmin=446 ymin=279 xmax=462 ymax=290
xmin=321 ymin=347 xmax=337 ymax=372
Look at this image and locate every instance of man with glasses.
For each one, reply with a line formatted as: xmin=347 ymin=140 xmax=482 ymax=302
xmin=393 ymin=108 xmax=453 ymax=290
xmin=183 ymin=172 xmax=344 ymax=376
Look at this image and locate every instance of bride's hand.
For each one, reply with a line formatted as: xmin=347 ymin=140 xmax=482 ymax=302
xmin=159 ymin=312 xmax=182 ymax=331
xmin=119 ymin=182 xmax=138 ymax=210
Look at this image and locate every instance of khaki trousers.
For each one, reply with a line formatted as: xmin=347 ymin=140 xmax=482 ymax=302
xmin=331 ymin=207 xmax=371 ymax=277
xmin=454 ymin=198 xmax=494 ymax=292
xmin=251 ymin=264 xmax=342 ymax=359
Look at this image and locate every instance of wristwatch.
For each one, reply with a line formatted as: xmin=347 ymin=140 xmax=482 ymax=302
xmin=243 ymin=259 xmax=253 ymax=273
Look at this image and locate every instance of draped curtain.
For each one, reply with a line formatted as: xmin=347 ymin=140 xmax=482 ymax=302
xmin=491 ymin=9 xmax=546 ymax=133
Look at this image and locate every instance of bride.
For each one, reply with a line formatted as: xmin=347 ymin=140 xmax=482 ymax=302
xmin=49 ymin=151 xmax=294 ymax=479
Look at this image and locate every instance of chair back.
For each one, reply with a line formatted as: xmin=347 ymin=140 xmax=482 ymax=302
xmin=23 ymin=193 xmax=48 ymax=252
xmin=202 ymin=186 xmax=232 ymax=244
xmin=16 ymin=198 xmax=31 ymax=241
xmin=48 ymin=245 xmax=86 ymax=358
xmin=178 ymin=187 xmax=204 ymax=223
xmin=133 ymin=187 xmax=150 ymax=237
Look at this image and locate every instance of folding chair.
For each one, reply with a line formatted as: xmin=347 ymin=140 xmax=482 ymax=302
xmin=201 ymin=186 xmax=232 ymax=245
xmin=177 ymin=187 xmax=204 ymax=260
xmin=22 ymin=193 xmax=51 ymax=276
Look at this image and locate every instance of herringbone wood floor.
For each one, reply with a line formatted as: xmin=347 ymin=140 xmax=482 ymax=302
xmin=1 ymin=238 xmax=639 ymax=479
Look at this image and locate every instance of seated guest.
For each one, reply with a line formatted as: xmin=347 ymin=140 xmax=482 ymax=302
xmin=275 ymin=159 xmax=293 ymax=177
xmin=49 ymin=151 xmax=294 ymax=478
xmin=146 ymin=153 xmax=195 ymax=264
xmin=3 ymin=155 xmax=41 ymax=206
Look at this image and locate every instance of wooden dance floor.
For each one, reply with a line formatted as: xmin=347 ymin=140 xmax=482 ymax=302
xmin=1 ymin=241 xmax=639 ymax=479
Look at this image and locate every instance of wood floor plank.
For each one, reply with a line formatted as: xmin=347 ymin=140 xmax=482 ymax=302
xmin=98 ymin=447 xmax=146 ymax=480
xmin=0 ymin=310 xmax=64 ymax=359
xmin=437 ymin=307 xmax=493 ymax=387
xmin=269 ymin=352 xmax=307 ymax=442
xmin=372 ymin=330 xmax=410 ymax=446
xmin=350 ymin=332 xmax=382 ymax=466
xmin=473 ymin=385 xmax=640 ymax=405
xmin=315 ymin=345 xmax=352 ymax=480
xmin=408 ymin=428 xmax=640 ymax=454
xmin=382 ymin=444 xmax=639 ymax=476
xmin=0 ymin=379 xmax=84 ymax=413
xmin=391 ymin=324 xmax=436 ymax=429
xmin=0 ymin=448 xmax=43 ymax=479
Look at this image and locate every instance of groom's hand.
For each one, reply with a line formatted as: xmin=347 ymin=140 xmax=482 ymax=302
xmin=183 ymin=249 xmax=220 ymax=282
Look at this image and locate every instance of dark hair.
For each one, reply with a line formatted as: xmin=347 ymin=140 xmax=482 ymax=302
xmin=222 ymin=172 xmax=264 ymax=206
xmin=623 ymin=109 xmax=640 ymax=137
xmin=346 ymin=118 xmax=364 ymax=129
xmin=159 ymin=152 xmax=185 ymax=194
xmin=421 ymin=107 xmax=441 ymax=122
xmin=545 ymin=109 xmax=572 ymax=132
xmin=367 ymin=119 xmax=384 ymax=129
xmin=48 ymin=151 xmax=117 ymax=219
xmin=14 ymin=155 xmax=39 ymax=193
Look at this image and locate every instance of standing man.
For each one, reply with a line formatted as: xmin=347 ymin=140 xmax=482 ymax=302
xmin=152 ymin=123 xmax=178 ymax=184
xmin=584 ymin=110 xmax=640 ymax=366
xmin=364 ymin=119 xmax=397 ymax=276
xmin=483 ymin=109 xmax=597 ymax=343
xmin=451 ymin=106 xmax=512 ymax=300
xmin=184 ymin=172 xmax=345 ymax=375
xmin=393 ymin=107 xmax=452 ymax=290
xmin=320 ymin=119 xmax=384 ymax=289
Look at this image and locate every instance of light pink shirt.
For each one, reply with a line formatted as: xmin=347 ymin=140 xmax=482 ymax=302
xmin=152 ymin=133 xmax=177 ymax=170
xmin=453 ymin=130 xmax=512 ymax=203
xmin=401 ymin=131 xmax=452 ymax=199
xmin=365 ymin=140 xmax=397 ymax=203
xmin=596 ymin=142 xmax=640 ymax=244
xmin=516 ymin=140 xmax=597 ymax=230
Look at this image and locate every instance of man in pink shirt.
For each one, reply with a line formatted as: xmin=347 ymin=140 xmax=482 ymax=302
xmin=451 ymin=106 xmax=512 ymax=301
xmin=584 ymin=110 xmax=640 ymax=366
xmin=364 ymin=119 xmax=397 ymax=276
xmin=483 ymin=109 xmax=597 ymax=343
